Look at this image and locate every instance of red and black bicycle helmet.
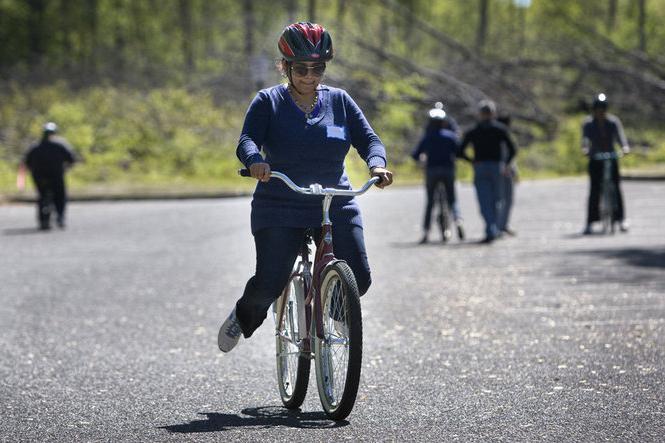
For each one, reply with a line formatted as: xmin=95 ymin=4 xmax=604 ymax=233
xmin=278 ymin=22 xmax=333 ymax=62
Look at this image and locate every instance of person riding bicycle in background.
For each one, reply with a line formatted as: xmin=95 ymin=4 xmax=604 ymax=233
xmin=411 ymin=102 xmax=464 ymax=243
xmin=218 ymin=22 xmax=393 ymax=353
xmin=459 ymin=100 xmax=517 ymax=243
xmin=582 ymin=93 xmax=630 ymax=235
xmin=21 ymin=122 xmax=76 ymax=230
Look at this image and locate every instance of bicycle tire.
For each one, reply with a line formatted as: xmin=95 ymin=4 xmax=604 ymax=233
xmin=608 ymin=184 xmax=617 ymax=235
xmin=435 ymin=183 xmax=452 ymax=242
xmin=274 ymin=274 xmax=310 ymax=409
xmin=599 ymin=182 xmax=611 ymax=234
xmin=314 ymin=261 xmax=362 ymax=421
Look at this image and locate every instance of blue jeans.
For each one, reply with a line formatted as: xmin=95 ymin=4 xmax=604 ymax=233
xmin=473 ymin=162 xmax=504 ymax=239
xmin=498 ymin=172 xmax=514 ymax=231
xmin=236 ymin=225 xmax=371 ymax=338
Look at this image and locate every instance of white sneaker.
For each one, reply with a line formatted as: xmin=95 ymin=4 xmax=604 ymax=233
xmin=218 ymin=308 xmax=243 ymax=353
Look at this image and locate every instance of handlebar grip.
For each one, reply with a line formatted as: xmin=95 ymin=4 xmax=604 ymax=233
xmin=238 ymin=169 xmax=251 ymax=177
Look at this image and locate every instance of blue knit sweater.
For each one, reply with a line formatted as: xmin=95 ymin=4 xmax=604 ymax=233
xmin=237 ymin=83 xmax=387 ymax=234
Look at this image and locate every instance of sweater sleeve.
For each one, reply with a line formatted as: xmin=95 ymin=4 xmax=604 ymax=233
xmin=612 ymin=116 xmax=629 ymax=149
xmin=411 ymin=136 xmax=427 ymax=161
xmin=458 ymin=130 xmax=472 ymax=162
xmin=236 ymin=91 xmax=271 ymax=168
xmin=343 ymin=91 xmax=387 ymax=169
xmin=501 ymin=128 xmax=517 ymax=164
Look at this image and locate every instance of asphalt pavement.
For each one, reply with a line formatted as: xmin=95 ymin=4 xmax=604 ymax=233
xmin=1 ymin=178 xmax=663 ymax=442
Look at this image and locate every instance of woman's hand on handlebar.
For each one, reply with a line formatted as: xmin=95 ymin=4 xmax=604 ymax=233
xmin=249 ymin=162 xmax=271 ymax=182
xmin=370 ymin=167 xmax=393 ymax=189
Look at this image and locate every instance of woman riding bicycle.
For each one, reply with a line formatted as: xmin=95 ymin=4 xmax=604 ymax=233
xmin=219 ymin=22 xmax=393 ymax=352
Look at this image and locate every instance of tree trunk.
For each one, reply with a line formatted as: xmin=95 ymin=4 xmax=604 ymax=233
xmin=112 ymin=0 xmax=126 ymax=82
xmin=336 ymin=0 xmax=347 ymax=21
xmin=476 ymin=0 xmax=489 ymax=54
xmin=178 ymin=0 xmax=195 ymax=72
xmin=308 ymin=0 xmax=316 ymax=22
xmin=637 ymin=0 xmax=647 ymax=52
xmin=244 ymin=0 xmax=256 ymax=91
xmin=607 ymin=0 xmax=617 ymax=31
xmin=202 ymin=0 xmax=215 ymax=58
xmin=285 ymin=0 xmax=297 ymax=24
xmin=26 ymin=0 xmax=47 ymax=65
xmin=85 ymin=0 xmax=99 ymax=77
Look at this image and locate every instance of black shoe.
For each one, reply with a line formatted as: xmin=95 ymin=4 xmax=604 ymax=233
xmin=480 ymin=236 xmax=495 ymax=244
xmin=456 ymin=224 xmax=465 ymax=240
xmin=56 ymin=216 xmax=65 ymax=229
xmin=419 ymin=235 xmax=429 ymax=244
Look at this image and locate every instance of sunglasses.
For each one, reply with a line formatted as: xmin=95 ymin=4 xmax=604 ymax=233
xmin=290 ymin=63 xmax=326 ymax=77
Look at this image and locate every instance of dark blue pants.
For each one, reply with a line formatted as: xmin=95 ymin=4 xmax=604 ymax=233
xmin=498 ymin=172 xmax=514 ymax=231
xmin=235 ymin=225 xmax=371 ymax=338
xmin=423 ymin=166 xmax=460 ymax=231
xmin=32 ymin=173 xmax=67 ymax=228
xmin=473 ymin=162 xmax=504 ymax=239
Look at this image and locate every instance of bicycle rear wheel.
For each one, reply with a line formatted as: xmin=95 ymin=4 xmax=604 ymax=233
xmin=314 ymin=261 xmax=362 ymax=421
xmin=435 ymin=183 xmax=452 ymax=242
xmin=274 ymin=274 xmax=310 ymax=409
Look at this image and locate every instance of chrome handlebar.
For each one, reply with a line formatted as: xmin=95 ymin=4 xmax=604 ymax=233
xmin=591 ymin=152 xmax=622 ymax=161
xmin=238 ymin=169 xmax=380 ymax=196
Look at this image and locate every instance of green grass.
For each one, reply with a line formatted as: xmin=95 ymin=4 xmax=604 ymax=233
xmin=2 ymin=85 xmax=664 ymax=199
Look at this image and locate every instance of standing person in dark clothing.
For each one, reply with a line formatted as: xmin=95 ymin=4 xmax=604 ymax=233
xmin=22 ymin=122 xmax=76 ymax=230
xmin=459 ymin=100 xmax=517 ymax=243
xmin=411 ymin=102 xmax=464 ymax=243
xmin=582 ymin=94 xmax=630 ymax=235
xmin=497 ymin=115 xmax=518 ymax=236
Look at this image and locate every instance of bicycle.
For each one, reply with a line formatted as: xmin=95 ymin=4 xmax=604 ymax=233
xmin=239 ymin=168 xmax=379 ymax=421
xmin=433 ymin=181 xmax=453 ymax=242
xmin=592 ymin=151 xmax=621 ymax=234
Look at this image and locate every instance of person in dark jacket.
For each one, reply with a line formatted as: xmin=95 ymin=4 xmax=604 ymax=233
xmin=411 ymin=102 xmax=464 ymax=243
xmin=22 ymin=122 xmax=76 ymax=230
xmin=459 ymin=100 xmax=517 ymax=243
xmin=218 ymin=22 xmax=393 ymax=353
xmin=582 ymin=93 xmax=630 ymax=235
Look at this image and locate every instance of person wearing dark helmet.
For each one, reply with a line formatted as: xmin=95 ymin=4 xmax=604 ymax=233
xmin=411 ymin=102 xmax=464 ymax=243
xmin=582 ymin=93 xmax=630 ymax=235
xmin=21 ymin=122 xmax=76 ymax=230
xmin=218 ymin=22 xmax=393 ymax=352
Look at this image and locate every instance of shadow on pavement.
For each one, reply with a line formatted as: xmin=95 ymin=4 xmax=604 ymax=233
xmin=3 ymin=227 xmax=46 ymax=236
xmin=569 ymin=247 xmax=665 ymax=269
xmin=390 ymin=239 xmax=488 ymax=249
xmin=160 ymin=406 xmax=348 ymax=433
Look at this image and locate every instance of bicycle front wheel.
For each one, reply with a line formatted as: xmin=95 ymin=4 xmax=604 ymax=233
xmin=274 ymin=274 xmax=310 ymax=409
xmin=600 ymin=184 xmax=612 ymax=234
xmin=314 ymin=261 xmax=362 ymax=421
